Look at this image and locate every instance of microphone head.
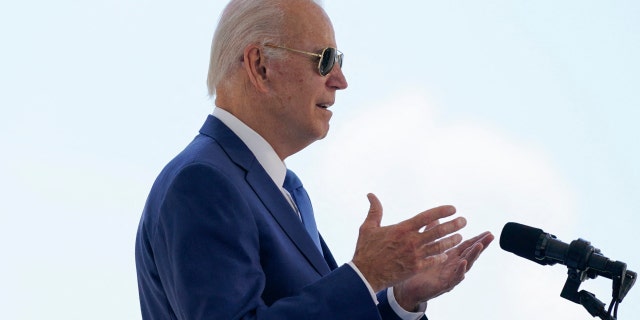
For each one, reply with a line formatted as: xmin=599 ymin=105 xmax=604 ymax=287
xmin=500 ymin=222 xmax=550 ymax=265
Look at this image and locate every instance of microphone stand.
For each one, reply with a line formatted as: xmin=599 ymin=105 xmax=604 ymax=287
xmin=561 ymin=268 xmax=613 ymax=319
xmin=558 ymin=239 xmax=636 ymax=320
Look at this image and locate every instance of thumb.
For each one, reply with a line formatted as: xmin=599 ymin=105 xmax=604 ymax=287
xmin=361 ymin=193 xmax=383 ymax=229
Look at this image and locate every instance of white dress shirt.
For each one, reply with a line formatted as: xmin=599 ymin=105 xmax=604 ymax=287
xmin=212 ymin=107 xmax=426 ymax=319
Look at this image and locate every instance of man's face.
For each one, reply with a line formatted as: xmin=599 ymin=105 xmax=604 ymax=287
xmin=266 ymin=2 xmax=348 ymax=149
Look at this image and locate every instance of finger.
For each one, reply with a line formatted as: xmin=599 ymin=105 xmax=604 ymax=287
xmin=480 ymin=232 xmax=495 ymax=248
xmin=401 ymin=205 xmax=457 ymax=231
xmin=450 ymin=231 xmax=492 ymax=257
xmin=462 ymin=232 xmax=494 ymax=257
xmin=455 ymin=260 xmax=468 ymax=282
xmin=460 ymin=242 xmax=487 ymax=272
xmin=422 ymin=233 xmax=463 ymax=257
xmin=419 ymin=216 xmax=467 ymax=244
xmin=360 ymin=193 xmax=383 ymax=230
xmin=425 ymin=219 xmax=440 ymax=231
xmin=455 ymin=233 xmax=489 ymax=260
xmin=421 ymin=252 xmax=448 ymax=269
xmin=462 ymin=233 xmax=494 ymax=270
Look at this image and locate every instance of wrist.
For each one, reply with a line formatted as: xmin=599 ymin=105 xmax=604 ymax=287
xmin=350 ymin=258 xmax=385 ymax=292
xmin=347 ymin=261 xmax=379 ymax=304
xmin=393 ymin=286 xmax=420 ymax=312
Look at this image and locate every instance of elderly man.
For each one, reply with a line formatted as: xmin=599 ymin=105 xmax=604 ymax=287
xmin=135 ymin=0 xmax=494 ymax=319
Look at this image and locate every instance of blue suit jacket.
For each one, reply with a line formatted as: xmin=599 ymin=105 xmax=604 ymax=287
xmin=135 ymin=115 xmax=418 ymax=319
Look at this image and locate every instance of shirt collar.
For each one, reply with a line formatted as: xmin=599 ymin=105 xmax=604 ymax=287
xmin=212 ymin=107 xmax=286 ymax=188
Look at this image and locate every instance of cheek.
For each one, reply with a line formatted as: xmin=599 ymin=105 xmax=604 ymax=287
xmin=269 ymin=61 xmax=323 ymax=105
xmin=283 ymin=78 xmax=315 ymax=105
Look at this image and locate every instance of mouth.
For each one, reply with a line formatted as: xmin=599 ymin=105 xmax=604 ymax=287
xmin=316 ymin=102 xmax=333 ymax=109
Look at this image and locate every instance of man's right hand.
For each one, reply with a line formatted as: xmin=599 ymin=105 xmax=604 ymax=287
xmin=351 ymin=193 xmax=466 ymax=292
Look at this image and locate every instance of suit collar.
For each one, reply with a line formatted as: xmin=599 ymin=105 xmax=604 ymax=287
xmin=199 ymin=115 xmax=331 ymax=276
xmin=211 ymin=108 xmax=286 ymax=188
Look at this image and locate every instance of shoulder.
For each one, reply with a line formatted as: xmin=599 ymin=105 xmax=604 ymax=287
xmin=140 ymin=133 xmax=251 ymax=225
xmin=157 ymin=132 xmax=243 ymax=188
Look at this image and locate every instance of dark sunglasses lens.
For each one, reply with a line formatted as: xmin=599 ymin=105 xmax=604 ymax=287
xmin=319 ymin=48 xmax=337 ymax=76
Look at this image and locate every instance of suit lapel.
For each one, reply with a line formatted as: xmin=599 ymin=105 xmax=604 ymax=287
xmin=320 ymin=235 xmax=338 ymax=270
xmin=245 ymin=167 xmax=331 ymax=275
xmin=199 ymin=115 xmax=331 ymax=276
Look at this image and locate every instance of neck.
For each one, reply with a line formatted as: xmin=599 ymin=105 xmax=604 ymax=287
xmin=216 ymin=95 xmax=310 ymax=161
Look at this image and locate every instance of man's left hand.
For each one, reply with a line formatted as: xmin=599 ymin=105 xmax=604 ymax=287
xmin=393 ymin=230 xmax=495 ymax=312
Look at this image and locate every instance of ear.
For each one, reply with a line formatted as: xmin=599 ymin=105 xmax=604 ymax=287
xmin=243 ymin=45 xmax=270 ymax=93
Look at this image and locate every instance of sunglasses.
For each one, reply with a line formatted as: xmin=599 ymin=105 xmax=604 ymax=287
xmin=265 ymin=44 xmax=343 ymax=76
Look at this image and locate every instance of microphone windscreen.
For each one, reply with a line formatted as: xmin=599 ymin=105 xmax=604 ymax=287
xmin=500 ymin=222 xmax=546 ymax=264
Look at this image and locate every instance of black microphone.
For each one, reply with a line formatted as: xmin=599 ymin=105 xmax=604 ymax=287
xmin=500 ymin=222 xmax=637 ymax=318
xmin=499 ymin=222 xmax=630 ymax=281
xmin=500 ymin=222 xmax=570 ymax=266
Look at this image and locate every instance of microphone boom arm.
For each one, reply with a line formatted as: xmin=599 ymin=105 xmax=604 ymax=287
xmin=500 ymin=222 xmax=636 ymax=319
xmin=557 ymin=238 xmax=636 ymax=320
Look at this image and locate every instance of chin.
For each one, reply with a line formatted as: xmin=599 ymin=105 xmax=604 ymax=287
xmin=317 ymin=132 xmax=329 ymax=140
xmin=317 ymin=123 xmax=331 ymax=140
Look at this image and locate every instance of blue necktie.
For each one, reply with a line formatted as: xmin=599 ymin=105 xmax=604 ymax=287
xmin=283 ymin=170 xmax=322 ymax=254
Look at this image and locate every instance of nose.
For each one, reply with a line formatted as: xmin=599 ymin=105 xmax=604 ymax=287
xmin=326 ymin=63 xmax=348 ymax=90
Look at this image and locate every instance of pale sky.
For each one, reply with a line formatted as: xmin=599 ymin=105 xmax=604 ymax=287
xmin=1 ymin=1 xmax=638 ymax=319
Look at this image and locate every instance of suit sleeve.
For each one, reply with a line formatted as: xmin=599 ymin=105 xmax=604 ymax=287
xmin=149 ymin=163 xmax=382 ymax=320
xmin=376 ymin=290 xmax=428 ymax=320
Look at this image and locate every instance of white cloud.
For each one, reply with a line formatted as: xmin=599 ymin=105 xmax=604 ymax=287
xmin=290 ymin=89 xmax=589 ymax=319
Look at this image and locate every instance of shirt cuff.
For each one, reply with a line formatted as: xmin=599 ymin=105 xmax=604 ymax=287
xmin=347 ymin=261 xmax=427 ymax=320
xmin=347 ymin=261 xmax=378 ymax=305
xmin=388 ymin=286 xmax=427 ymax=320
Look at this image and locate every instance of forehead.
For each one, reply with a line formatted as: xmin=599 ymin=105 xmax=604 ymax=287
xmin=282 ymin=1 xmax=336 ymax=48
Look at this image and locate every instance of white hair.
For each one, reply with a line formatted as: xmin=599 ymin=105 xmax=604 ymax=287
xmin=206 ymin=0 xmax=322 ymax=97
